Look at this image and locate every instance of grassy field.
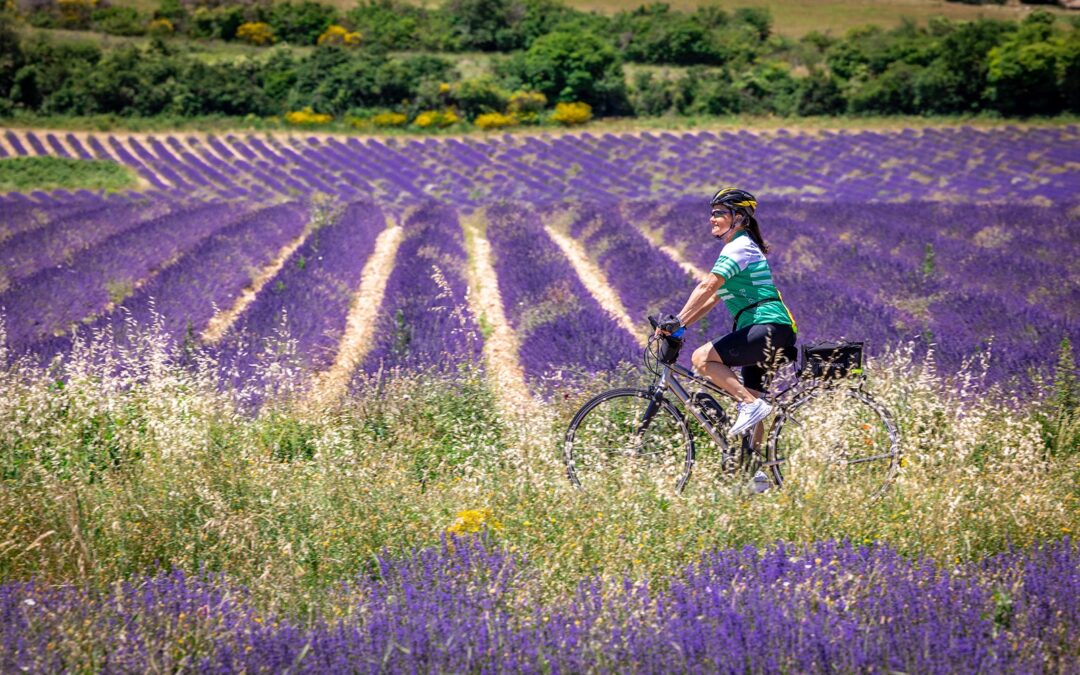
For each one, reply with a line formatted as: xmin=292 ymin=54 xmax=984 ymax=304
xmin=101 ymin=0 xmax=1071 ymax=37
xmin=1 ymin=319 xmax=1077 ymax=609
xmin=0 ymin=156 xmax=138 ymax=193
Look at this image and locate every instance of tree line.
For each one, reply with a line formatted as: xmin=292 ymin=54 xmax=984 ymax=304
xmin=0 ymin=1 xmax=1077 ymax=123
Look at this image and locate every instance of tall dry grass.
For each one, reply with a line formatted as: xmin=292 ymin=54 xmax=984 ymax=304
xmin=0 ymin=317 xmax=1076 ymax=612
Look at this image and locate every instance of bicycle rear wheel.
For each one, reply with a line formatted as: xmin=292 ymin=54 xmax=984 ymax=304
xmin=765 ymin=384 xmax=900 ymax=497
xmin=564 ymin=388 xmax=695 ymax=493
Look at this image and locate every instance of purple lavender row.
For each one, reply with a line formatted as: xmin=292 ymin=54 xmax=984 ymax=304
xmin=244 ymin=137 xmax=328 ymax=194
xmin=31 ymin=202 xmax=310 ymax=363
xmin=360 ymin=202 xmax=482 ymax=376
xmin=759 ymin=202 xmax=1078 ymax=377
xmin=0 ymin=197 xmax=108 ymax=244
xmin=218 ymin=200 xmax=386 ymax=380
xmin=3 ymin=538 xmax=1077 ymax=672
xmin=485 ymin=202 xmax=640 ymax=386
xmin=19 ymin=126 xmax=1075 ymax=207
xmin=3 ymin=130 xmax=27 ymax=155
xmin=556 ymin=202 xmax=708 ymax=368
xmin=110 ymin=137 xmax=187 ymax=191
xmin=1 ymin=202 xmax=242 ymax=355
xmin=0 ymin=200 xmax=165 ymax=291
xmin=44 ymin=134 xmax=70 ymax=158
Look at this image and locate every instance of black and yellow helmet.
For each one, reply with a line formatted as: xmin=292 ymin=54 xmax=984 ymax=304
xmin=710 ymin=187 xmax=757 ymax=217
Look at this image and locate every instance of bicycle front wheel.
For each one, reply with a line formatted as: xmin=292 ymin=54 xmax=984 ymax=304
xmin=765 ymin=384 xmax=900 ymax=497
xmin=565 ymin=388 xmax=695 ymax=493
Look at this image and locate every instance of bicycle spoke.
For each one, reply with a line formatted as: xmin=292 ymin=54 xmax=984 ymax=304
xmin=767 ymin=386 xmax=899 ymax=497
xmin=840 ymin=451 xmax=899 ymax=465
xmin=565 ymin=389 xmax=693 ymax=492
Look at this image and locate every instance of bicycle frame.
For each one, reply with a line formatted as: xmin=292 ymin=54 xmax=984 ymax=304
xmin=649 ymin=361 xmax=736 ymax=455
xmin=648 ymin=355 xmax=812 ymax=461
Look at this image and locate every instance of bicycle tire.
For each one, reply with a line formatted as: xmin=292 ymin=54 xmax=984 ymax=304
xmin=765 ymin=384 xmax=901 ymax=497
xmin=564 ymin=388 xmax=695 ymax=493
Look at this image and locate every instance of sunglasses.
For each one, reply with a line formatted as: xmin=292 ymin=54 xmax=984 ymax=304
xmin=710 ymin=209 xmax=731 ymax=219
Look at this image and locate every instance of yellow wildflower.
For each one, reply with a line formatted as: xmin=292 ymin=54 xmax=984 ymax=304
xmin=447 ymin=508 xmax=501 ymax=534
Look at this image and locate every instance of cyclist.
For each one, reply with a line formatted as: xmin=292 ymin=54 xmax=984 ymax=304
xmin=658 ymin=187 xmax=797 ymax=444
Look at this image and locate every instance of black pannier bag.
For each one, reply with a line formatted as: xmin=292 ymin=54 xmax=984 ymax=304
xmin=801 ymin=340 xmax=864 ymax=379
xmin=659 ymin=334 xmax=684 ymax=364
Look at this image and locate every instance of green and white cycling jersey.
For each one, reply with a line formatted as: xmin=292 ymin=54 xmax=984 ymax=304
xmin=710 ymin=231 xmax=797 ymax=332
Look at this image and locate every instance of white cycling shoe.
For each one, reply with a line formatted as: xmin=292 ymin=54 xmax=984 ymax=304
xmin=729 ymin=398 xmax=772 ymax=437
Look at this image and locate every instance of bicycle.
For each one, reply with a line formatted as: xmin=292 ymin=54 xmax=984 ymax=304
xmin=563 ymin=316 xmax=901 ymax=496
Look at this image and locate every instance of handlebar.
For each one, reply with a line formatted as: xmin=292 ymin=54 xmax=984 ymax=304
xmin=649 ymin=313 xmax=684 ymax=336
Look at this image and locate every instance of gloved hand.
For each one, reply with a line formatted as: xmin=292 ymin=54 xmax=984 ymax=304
xmin=658 ymin=313 xmax=683 ymax=333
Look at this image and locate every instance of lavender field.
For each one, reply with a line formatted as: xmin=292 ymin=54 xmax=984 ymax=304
xmin=1 ymin=124 xmax=1078 ymax=672
xmin=1 ymin=126 xmax=1077 ymax=385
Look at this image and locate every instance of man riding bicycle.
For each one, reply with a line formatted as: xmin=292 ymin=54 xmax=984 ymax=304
xmin=656 ymin=187 xmax=798 ymax=447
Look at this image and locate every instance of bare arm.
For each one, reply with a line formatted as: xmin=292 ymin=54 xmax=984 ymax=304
xmin=676 ymin=273 xmax=724 ymax=328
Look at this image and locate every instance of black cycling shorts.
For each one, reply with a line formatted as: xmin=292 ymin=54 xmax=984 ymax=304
xmin=711 ymin=323 xmax=797 ymax=392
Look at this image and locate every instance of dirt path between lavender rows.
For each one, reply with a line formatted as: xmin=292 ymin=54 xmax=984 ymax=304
xmin=542 ymin=223 xmax=647 ymax=348
xmin=304 ymin=221 xmax=404 ymax=406
xmin=201 ymin=212 xmax=321 ymax=344
xmin=461 ymin=211 xmax=538 ymax=422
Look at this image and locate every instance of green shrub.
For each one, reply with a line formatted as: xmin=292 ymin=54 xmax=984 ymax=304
xmin=0 ymin=156 xmax=137 ymax=192
xmin=629 ymin=71 xmax=679 ymax=117
xmin=503 ymin=30 xmax=629 ymax=115
xmin=92 ymin=6 xmax=146 ymax=36
xmin=986 ymin=12 xmax=1068 ymax=116
xmin=268 ymin=0 xmax=338 ymax=46
xmin=613 ymin=4 xmax=719 ymax=66
xmin=450 ymin=77 xmax=510 ymax=119
xmin=795 ymin=69 xmax=844 ymax=116
xmin=346 ymin=0 xmax=427 ymax=51
xmin=57 ymin=0 xmax=95 ymax=30
xmin=506 ymin=89 xmax=546 ymax=123
xmin=186 ymin=5 xmax=249 ymax=40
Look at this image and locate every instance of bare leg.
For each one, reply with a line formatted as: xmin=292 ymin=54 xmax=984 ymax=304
xmin=691 ymin=343 xmax=757 ymax=405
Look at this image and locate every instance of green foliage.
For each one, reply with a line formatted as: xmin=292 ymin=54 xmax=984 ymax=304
xmin=504 ymin=30 xmax=629 ymax=114
xmin=0 ymin=13 xmax=23 ymax=106
xmin=913 ymin=19 xmax=1012 ymax=114
xmin=450 ymin=76 xmax=510 ymax=119
xmin=258 ymin=412 xmax=319 ymax=462
xmin=442 ymin=0 xmax=516 ymax=51
xmin=91 ymin=7 xmax=146 ymax=36
xmin=2 ymin=3 xmax=1078 ymax=121
xmin=921 ymin=242 xmax=936 ymax=278
xmin=795 ymin=69 xmax=845 ymax=116
xmin=345 ymin=0 xmax=427 ymax=51
xmin=733 ymin=6 xmax=772 ymax=41
xmin=847 ymin=61 xmax=920 ymax=115
xmin=629 ymin=70 xmax=682 ymax=117
xmin=0 ymin=156 xmax=136 ymax=192
xmin=987 ymin=12 xmax=1068 ymax=116
xmin=611 ymin=3 xmax=772 ymax=67
xmin=268 ymin=0 xmax=338 ymax=46
xmin=1038 ymin=337 xmax=1080 ymax=457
